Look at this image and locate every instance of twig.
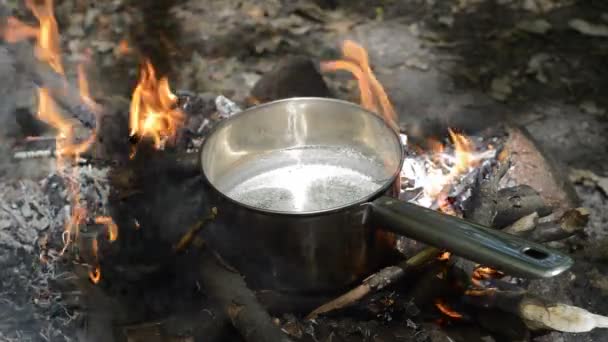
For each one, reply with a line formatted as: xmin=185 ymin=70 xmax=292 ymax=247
xmin=173 ymin=207 xmax=218 ymax=253
xmin=493 ymin=185 xmax=552 ymax=228
xmin=306 ymin=247 xmax=440 ymax=319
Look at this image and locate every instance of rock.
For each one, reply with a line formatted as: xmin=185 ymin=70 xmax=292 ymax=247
xmin=490 ymin=76 xmax=512 ymax=101
xmin=249 ymin=56 xmax=331 ymax=104
xmin=579 ymin=100 xmax=605 ymax=116
xmin=91 ymin=40 xmax=115 ymax=53
xmin=569 ymin=19 xmax=608 ymax=37
xmin=517 ymin=19 xmax=552 ymax=34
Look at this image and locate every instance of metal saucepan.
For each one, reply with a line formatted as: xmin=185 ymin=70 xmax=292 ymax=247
xmin=199 ymin=97 xmax=573 ymax=293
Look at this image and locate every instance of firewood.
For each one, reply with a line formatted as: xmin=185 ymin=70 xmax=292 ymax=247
xmin=198 ymin=247 xmax=293 ymax=342
xmin=305 ymin=247 xmax=440 ymax=320
xmin=493 ymin=185 xmax=551 ymax=228
xmin=463 ymin=155 xmax=510 ymax=226
xmin=464 ymin=288 xmax=608 ymax=333
xmin=503 ymin=208 xmax=588 ymax=243
xmin=502 ymin=212 xmax=539 ymax=236
xmin=10 ymin=43 xmax=98 ymax=129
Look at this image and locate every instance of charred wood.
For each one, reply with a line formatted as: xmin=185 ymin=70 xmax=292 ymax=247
xmin=305 ymin=247 xmax=440 ymax=320
xmin=11 ymin=43 xmax=98 ymax=130
xmin=503 ymin=208 xmax=588 ymax=243
xmin=493 ymin=185 xmax=552 ymax=228
xmin=463 ymin=156 xmax=510 ymax=226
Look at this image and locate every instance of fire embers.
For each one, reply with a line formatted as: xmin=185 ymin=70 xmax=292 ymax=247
xmin=128 ymin=60 xmax=184 ymax=158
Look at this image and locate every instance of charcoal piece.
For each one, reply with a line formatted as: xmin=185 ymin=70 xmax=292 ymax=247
xmin=249 ymin=56 xmax=332 ymax=104
xmin=493 ymin=185 xmax=551 ymax=228
xmin=474 ymin=309 xmax=530 ymax=341
xmin=463 ymin=159 xmax=510 ymax=227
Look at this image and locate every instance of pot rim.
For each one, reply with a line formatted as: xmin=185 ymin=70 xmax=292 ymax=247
xmin=199 ymin=97 xmax=405 ymax=217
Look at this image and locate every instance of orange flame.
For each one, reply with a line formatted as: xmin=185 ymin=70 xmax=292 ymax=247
xmin=95 ymin=216 xmax=118 ymax=242
xmin=320 ymin=40 xmax=398 ymax=133
xmin=89 ymin=266 xmax=101 ymax=284
xmin=116 ymin=39 xmax=132 ymax=56
xmin=437 ymin=251 xmax=451 ymax=261
xmin=434 ymin=299 xmax=463 ymax=319
xmin=3 ymin=0 xmax=99 ymax=256
xmin=471 ymin=266 xmax=504 ymax=287
xmin=10 ymin=0 xmax=65 ymax=74
xmin=129 ymin=60 xmax=183 ymax=154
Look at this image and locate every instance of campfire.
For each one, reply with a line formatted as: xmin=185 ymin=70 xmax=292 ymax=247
xmin=0 ymin=1 xmax=605 ymax=342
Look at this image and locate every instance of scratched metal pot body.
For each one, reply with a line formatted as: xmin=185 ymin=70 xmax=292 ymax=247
xmin=199 ymin=98 xmax=573 ymax=293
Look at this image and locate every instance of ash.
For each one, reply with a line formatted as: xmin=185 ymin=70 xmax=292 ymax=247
xmin=0 ymin=163 xmax=111 ymax=341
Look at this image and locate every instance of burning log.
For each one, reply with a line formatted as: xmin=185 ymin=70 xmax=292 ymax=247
xmin=493 ymin=185 xmax=552 ymax=228
xmin=11 ymin=43 xmax=98 ymax=130
xmin=462 ymin=152 xmax=510 ymax=226
xmin=306 ymin=247 xmax=440 ymax=319
xmin=198 ymin=247 xmax=293 ymax=342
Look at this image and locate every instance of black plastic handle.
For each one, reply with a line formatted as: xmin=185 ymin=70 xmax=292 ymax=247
xmin=368 ymin=196 xmax=573 ymax=278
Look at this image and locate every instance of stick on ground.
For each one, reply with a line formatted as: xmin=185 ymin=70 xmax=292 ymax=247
xmin=306 ymin=247 xmax=440 ymax=320
xmin=198 ymin=247 xmax=293 ymax=342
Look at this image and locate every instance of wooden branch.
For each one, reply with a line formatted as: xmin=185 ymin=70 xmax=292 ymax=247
xmin=503 ymin=208 xmax=588 ymax=243
xmin=493 ymin=185 xmax=552 ymax=228
xmin=464 ymin=288 xmax=608 ymax=333
xmin=305 ymin=247 xmax=440 ymax=320
xmin=198 ymin=247 xmax=293 ymax=342
xmin=173 ymin=207 xmax=217 ymax=253
xmin=12 ymin=43 xmax=98 ymax=129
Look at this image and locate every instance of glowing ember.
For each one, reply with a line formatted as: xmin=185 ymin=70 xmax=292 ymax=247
xmin=95 ymin=216 xmax=119 ymax=242
xmin=116 ymin=39 xmax=132 ymax=56
xmin=437 ymin=251 xmax=451 ymax=261
xmin=89 ymin=266 xmax=101 ymax=284
xmin=471 ymin=266 xmax=504 ymax=287
xmin=129 ymin=60 xmax=183 ymax=156
xmin=434 ymin=299 xmax=463 ymax=319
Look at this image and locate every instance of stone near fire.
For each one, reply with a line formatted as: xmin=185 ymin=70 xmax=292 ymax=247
xmin=500 ymin=125 xmax=579 ymax=210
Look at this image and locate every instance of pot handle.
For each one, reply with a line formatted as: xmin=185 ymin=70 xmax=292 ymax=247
xmin=368 ymin=196 xmax=573 ymax=278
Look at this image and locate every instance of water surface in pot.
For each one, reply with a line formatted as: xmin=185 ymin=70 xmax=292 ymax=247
xmin=216 ymin=145 xmax=389 ymax=213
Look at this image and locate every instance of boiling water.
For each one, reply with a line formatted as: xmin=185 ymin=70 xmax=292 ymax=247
xmin=216 ymin=146 xmax=389 ymax=213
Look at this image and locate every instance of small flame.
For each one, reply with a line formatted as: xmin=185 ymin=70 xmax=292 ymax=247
xmin=95 ymin=216 xmax=118 ymax=242
xmin=89 ymin=266 xmax=101 ymax=284
xmin=129 ymin=60 xmax=183 ymax=155
xmin=434 ymin=299 xmax=463 ymax=319
xmin=320 ymin=40 xmax=398 ymax=133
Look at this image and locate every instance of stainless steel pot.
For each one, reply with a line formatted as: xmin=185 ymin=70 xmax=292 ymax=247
xmin=199 ymin=97 xmax=573 ymax=293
